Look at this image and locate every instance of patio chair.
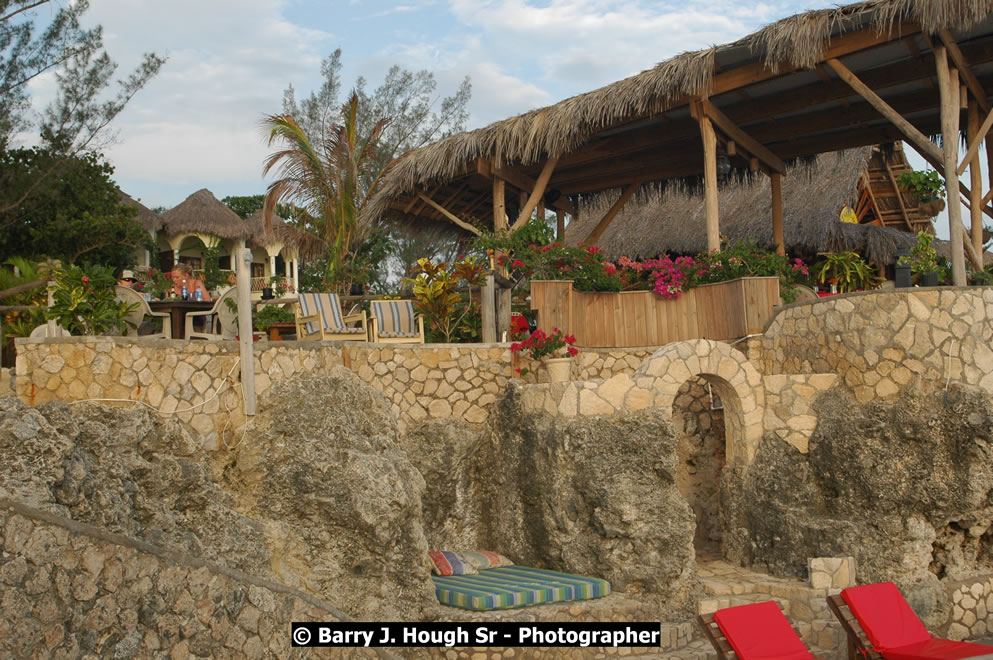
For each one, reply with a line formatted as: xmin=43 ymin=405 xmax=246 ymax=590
xmin=185 ymin=288 xmax=238 ymax=341
xmin=114 ymin=286 xmax=171 ymax=338
xmin=368 ymin=300 xmax=424 ymax=344
xmin=828 ymin=582 xmax=993 ymax=660
xmin=698 ymin=600 xmax=817 ymax=660
xmin=28 ymin=322 xmax=71 ymax=338
xmin=295 ymin=292 xmax=367 ymax=341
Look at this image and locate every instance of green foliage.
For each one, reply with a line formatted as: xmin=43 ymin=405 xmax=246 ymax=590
xmin=405 ymin=256 xmax=485 ymax=342
xmin=201 ymin=244 xmax=227 ymax=292
xmin=46 ymin=263 xmax=137 ymax=335
xmin=970 ymin=267 xmax=993 ymax=286
xmin=253 ymin=304 xmax=294 ymax=331
xmin=896 ymin=169 xmax=946 ymax=200
xmin=0 ymin=147 xmax=152 ymax=267
xmin=511 ymin=218 xmax=556 ymax=247
xmin=0 ymin=257 xmax=49 ymax=341
xmin=897 ymin=232 xmax=940 ymax=275
xmin=813 ymin=251 xmax=881 ymax=293
xmin=221 ymin=194 xmax=305 ymax=223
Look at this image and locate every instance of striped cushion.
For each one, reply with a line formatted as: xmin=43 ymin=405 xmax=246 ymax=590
xmin=298 ymin=293 xmax=348 ymax=335
xmin=432 ymin=566 xmax=611 ymax=611
xmin=371 ymin=300 xmax=418 ymax=337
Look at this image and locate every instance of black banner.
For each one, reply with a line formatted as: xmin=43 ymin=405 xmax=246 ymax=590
xmin=291 ymin=622 xmax=661 ymax=647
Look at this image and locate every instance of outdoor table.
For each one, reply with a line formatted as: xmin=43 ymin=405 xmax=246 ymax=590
xmin=267 ymin=322 xmax=297 ymax=341
xmin=149 ymin=300 xmax=214 ymax=339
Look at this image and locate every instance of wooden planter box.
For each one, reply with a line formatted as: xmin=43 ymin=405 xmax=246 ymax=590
xmin=530 ymin=277 xmax=780 ymax=347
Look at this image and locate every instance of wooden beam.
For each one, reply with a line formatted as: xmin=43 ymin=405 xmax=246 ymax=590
xmin=416 ymin=193 xmax=481 ymax=236
xmin=957 ymin=103 xmax=993 ymax=175
xmin=493 ymin=177 xmax=506 ymax=231
xmin=510 ymin=157 xmax=558 ymax=232
xmin=983 ymin=188 xmax=993 ymax=207
xmin=771 ymin=173 xmax=784 ymax=256
xmin=939 ymin=29 xmax=992 ymax=115
xmin=700 ymin=99 xmax=786 ymax=173
xmin=936 ymin=47 xmax=967 ymax=286
xmin=968 ymin=100 xmax=984 ymax=256
xmin=491 ymin=165 xmax=576 ymax=215
xmin=699 ymin=110 xmax=721 ymax=252
xmin=584 ymin=180 xmax=643 ymax=245
xmin=883 ymin=160 xmax=914 ymax=231
xmin=825 ymin=57 xmax=944 ymax=166
xmin=861 ymin=170 xmax=883 ymax=224
xmin=556 ymin=209 xmax=566 ymax=241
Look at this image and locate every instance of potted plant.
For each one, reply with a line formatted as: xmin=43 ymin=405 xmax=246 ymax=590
xmin=898 ymin=232 xmax=941 ymax=286
xmin=254 ymin=304 xmax=295 ymax=334
xmin=896 ymin=169 xmax=946 ymax=216
xmin=813 ymin=251 xmax=880 ymax=293
xmin=510 ymin=327 xmax=579 ymax=382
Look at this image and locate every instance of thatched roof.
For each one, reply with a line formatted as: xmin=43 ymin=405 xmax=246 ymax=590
xmin=568 ymin=147 xmax=990 ymax=267
xmin=118 ymin=190 xmax=162 ymax=232
xmin=365 ymin=0 xmax=993 ymax=232
xmin=160 ymin=189 xmax=251 ymax=239
xmin=245 ymin=209 xmax=326 ymax=261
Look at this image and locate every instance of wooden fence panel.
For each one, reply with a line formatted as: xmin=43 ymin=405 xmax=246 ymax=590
xmin=530 ymin=278 xmax=779 ymax=347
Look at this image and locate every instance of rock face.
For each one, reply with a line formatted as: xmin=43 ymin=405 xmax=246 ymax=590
xmin=224 ymin=367 xmax=434 ymax=620
xmin=0 ymin=365 xmax=436 ymax=621
xmin=724 ymin=382 xmax=993 ymax=625
xmin=480 ymin=385 xmax=698 ymax=618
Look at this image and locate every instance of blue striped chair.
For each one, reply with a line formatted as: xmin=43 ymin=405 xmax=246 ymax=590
xmin=369 ymin=300 xmax=424 ymax=344
xmin=295 ymin=293 xmax=367 ymax=341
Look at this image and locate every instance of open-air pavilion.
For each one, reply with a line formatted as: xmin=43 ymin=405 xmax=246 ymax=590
xmin=366 ymin=0 xmax=993 ymax=341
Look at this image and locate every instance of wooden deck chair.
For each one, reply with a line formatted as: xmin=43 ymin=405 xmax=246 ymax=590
xmin=185 ymin=288 xmax=238 ymax=340
xmin=368 ymin=300 xmax=424 ymax=344
xmin=698 ymin=600 xmax=817 ymax=660
xmin=114 ymin=286 xmax=171 ymax=338
xmin=295 ymin=292 xmax=367 ymax=341
xmin=828 ymin=583 xmax=993 ymax=660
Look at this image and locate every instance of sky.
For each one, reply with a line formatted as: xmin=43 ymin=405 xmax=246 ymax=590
xmin=20 ymin=0 xmax=981 ymax=239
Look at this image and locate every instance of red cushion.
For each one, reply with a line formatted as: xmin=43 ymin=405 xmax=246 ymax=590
xmin=883 ymin=638 xmax=993 ymax=660
xmin=713 ymin=601 xmax=814 ymax=660
xmin=841 ymin=582 xmax=932 ymax=652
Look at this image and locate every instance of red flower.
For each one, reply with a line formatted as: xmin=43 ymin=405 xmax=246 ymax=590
xmin=564 ymin=334 xmax=576 ymax=344
xmin=81 ymin=276 xmax=89 ymax=285
xmin=567 ymin=346 xmax=579 ymax=357
xmin=541 ymin=245 xmax=553 ymax=252
xmin=511 ymin=259 xmax=526 ymax=270
xmin=510 ymin=342 xmax=521 ymax=352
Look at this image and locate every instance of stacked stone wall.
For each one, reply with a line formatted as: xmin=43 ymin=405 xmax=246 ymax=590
xmin=12 ymin=338 xmax=653 ymax=442
xmin=0 ymin=501 xmax=380 ymax=659
xmin=944 ymin=577 xmax=993 ymax=640
xmin=755 ymin=288 xmax=993 ymax=402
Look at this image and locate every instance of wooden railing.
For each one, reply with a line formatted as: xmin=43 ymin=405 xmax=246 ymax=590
xmin=530 ymin=277 xmax=780 ymax=347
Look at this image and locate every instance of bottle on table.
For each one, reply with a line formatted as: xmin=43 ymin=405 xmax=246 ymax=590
xmin=194 ymin=286 xmax=203 ymax=301
xmin=181 ymin=280 xmax=189 ymax=300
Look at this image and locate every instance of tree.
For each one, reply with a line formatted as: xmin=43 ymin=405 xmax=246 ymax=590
xmin=281 ymin=48 xmax=471 ymax=177
xmin=221 ymin=193 xmax=307 ymax=224
xmin=0 ymin=0 xmax=165 ymax=215
xmin=262 ymin=95 xmax=389 ymax=293
xmin=0 ymin=145 xmax=151 ymax=267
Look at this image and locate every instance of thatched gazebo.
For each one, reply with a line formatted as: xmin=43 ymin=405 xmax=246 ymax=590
xmin=366 ymin=0 xmax=993 ymax=339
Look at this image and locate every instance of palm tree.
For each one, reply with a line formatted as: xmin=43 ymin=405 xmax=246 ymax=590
xmin=261 ymin=94 xmax=388 ymax=291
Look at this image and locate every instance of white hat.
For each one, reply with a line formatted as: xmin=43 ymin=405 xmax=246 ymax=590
xmin=120 ymin=269 xmax=137 ymax=281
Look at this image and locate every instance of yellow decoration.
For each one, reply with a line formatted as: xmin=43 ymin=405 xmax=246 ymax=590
xmin=839 ymin=204 xmax=858 ymax=224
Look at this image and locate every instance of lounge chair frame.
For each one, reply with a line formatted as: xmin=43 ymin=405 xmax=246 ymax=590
xmin=368 ymin=300 xmax=424 ymax=344
xmin=294 ymin=293 xmax=367 ymax=342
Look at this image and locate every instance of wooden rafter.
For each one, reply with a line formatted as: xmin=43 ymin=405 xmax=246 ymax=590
xmin=936 ymin=46 xmax=967 ymax=286
xmin=510 ymin=157 xmax=558 ymax=232
xmin=697 ymin=99 xmax=786 ymax=173
xmin=861 ymin=170 xmax=883 ymax=224
xmin=825 ymin=58 xmax=943 ymax=166
xmin=585 ymin=180 xmax=643 ymax=245
xmin=938 ymin=29 xmax=992 ymax=114
xmin=416 ymin=193 xmax=481 ymax=236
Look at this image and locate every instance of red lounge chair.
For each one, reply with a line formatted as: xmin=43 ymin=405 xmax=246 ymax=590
xmin=698 ymin=600 xmax=817 ymax=660
xmin=828 ymin=582 xmax=993 ymax=660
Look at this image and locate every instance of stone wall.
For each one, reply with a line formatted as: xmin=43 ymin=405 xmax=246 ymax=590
xmin=945 ymin=577 xmax=993 ymax=640
xmin=13 ymin=338 xmax=653 ymax=443
xmin=0 ymin=501 xmax=381 ymax=660
xmin=753 ymin=288 xmax=993 ymax=402
xmin=762 ymin=374 xmax=838 ymax=454
xmin=0 ymin=366 xmax=11 ymax=397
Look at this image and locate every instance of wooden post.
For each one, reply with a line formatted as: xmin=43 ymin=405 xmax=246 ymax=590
xmin=936 ymin=49 xmax=967 ymax=286
xmin=236 ymin=240 xmax=256 ymax=416
xmin=968 ymin=100 xmax=984 ymax=256
xmin=494 ymin=176 xmax=510 ymax=341
xmin=556 ymin=209 xmax=566 ymax=241
xmin=771 ymin=173 xmax=784 ymax=256
xmin=481 ymin=274 xmax=495 ymax=343
xmin=700 ymin=114 xmax=720 ymax=251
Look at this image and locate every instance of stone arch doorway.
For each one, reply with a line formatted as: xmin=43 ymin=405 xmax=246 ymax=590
xmin=672 ymin=375 xmax=727 ymax=554
xmin=637 ymin=339 xmax=764 ymax=467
